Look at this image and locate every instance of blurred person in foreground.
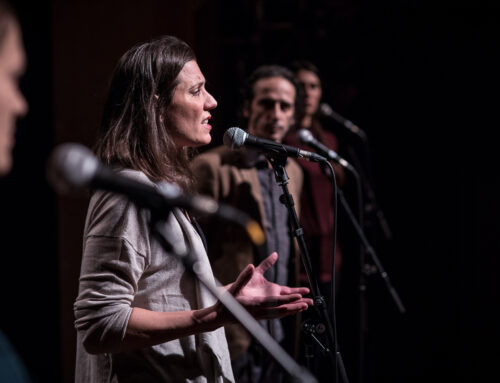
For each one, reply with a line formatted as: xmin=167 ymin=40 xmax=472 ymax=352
xmin=0 ymin=0 xmax=27 ymax=176
xmin=0 ymin=0 xmax=31 ymax=382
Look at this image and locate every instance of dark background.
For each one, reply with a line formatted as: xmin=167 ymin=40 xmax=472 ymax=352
xmin=0 ymin=1 xmax=498 ymax=382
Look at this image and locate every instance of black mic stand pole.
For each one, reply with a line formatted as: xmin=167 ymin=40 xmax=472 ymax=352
xmin=265 ymin=152 xmax=349 ymax=383
xmin=322 ymin=145 xmax=398 ymax=383
xmin=320 ymin=148 xmax=370 ymax=383
xmin=149 ymin=213 xmax=318 ymax=383
xmin=336 ymin=184 xmax=405 ymax=380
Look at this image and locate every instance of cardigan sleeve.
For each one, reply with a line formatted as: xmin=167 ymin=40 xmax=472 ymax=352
xmin=74 ymin=189 xmax=150 ymax=354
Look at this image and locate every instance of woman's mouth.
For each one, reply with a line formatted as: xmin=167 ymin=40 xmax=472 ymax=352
xmin=202 ymin=118 xmax=212 ymax=130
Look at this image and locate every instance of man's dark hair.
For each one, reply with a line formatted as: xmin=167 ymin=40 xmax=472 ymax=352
xmin=240 ymin=64 xmax=304 ymax=123
xmin=290 ymin=60 xmax=322 ymax=80
xmin=290 ymin=59 xmax=325 ymax=93
xmin=95 ymin=35 xmax=196 ymax=190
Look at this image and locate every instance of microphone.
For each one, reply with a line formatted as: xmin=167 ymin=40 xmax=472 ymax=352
xmin=297 ymin=129 xmax=356 ymax=173
xmin=320 ymin=103 xmax=367 ymax=140
xmin=47 ymin=143 xmax=265 ymax=245
xmin=223 ymin=127 xmax=326 ymax=163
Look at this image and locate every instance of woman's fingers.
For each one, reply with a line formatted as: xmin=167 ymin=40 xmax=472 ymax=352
xmin=239 ymin=293 xmax=300 ymax=307
xmin=261 ymin=297 xmax=313 ymax=309
xmin=228 ymin=264 xmax=254 ymax=296
xmin=255 ymin=252 xmax=278 ymax=274
xmin=229 ymin=258 xmax=314 ymax=321
xmin=238 ymin=294 xmax=312 ymax=308
xmin=250 ymin=300 xmax=311 ymax=319
xmin=279 ymin=286 xmax=310 ymax=296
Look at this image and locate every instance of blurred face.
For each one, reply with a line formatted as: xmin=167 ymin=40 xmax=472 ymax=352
xmin=166 ymin=60 xmax=217 ymax=148
xmin=244 ymin=76 xmax=295 ymax=143
xmin=0 ymin=20 xmax=28 ymax=176
xmin=296 ymin=69 xmax=322 ymax=117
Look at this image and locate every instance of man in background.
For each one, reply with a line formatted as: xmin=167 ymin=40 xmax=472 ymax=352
xmin=192 ymin=65 xmax=303 ymax=383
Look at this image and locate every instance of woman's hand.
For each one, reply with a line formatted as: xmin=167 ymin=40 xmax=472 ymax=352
xmin=222 ymin=252 xmax=313 ymax=321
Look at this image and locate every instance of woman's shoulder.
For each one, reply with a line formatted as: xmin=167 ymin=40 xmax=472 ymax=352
xmin=87 ymin=168 xmax=153 ymax=223
xmin=116 ymin=168 xmax=155 ymax=185
xmin=85 ymin=169 xmax=153 ymax=247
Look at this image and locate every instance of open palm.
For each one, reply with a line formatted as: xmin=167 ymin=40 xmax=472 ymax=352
xmin=228 ymin=252 xmax=313 ymax=319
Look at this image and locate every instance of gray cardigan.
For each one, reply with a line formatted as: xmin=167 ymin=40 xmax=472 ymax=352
xmin=74 ymin=169 xmax=234 ymax=383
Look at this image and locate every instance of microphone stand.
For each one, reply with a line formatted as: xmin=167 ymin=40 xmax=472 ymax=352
xmin=322 ymin=112 xmax=392 ymax=240
xmin=334 ymin=161 xmax=367 ymax=383
xmin=345 ymin=145 xmax=392 ymax=241
xmin=149 ymin=212 xmax=318 ymax=383
xmin=336 ymin=187 xmax=406 ymax=315
xmin=265 ymin=152 xmax=349 ymax=383
xmin=308 ymin=120 xmax=398 ymax=382
xmin=317 ymin=145 xmax=401 ymax=383
xmin=343 ymin=138 xmax=396 ymax=383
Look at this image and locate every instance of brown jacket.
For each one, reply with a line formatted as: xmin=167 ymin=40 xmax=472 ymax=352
xmin=191 ymin=145 xmax=303 ymax=360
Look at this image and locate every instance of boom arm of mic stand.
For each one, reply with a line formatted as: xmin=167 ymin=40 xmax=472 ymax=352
xmin=149 ymin=217 xmax=318 ymax=383
xmin=337 ymin=190 xmax=406 ymax=314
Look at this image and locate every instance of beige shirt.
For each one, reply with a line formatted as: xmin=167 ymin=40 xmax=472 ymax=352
xmin=74 ymin=169 xmax=234 ymax=383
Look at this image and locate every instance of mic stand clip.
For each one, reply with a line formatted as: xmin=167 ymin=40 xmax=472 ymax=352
xmin=302 ymin=320 xmax=329 ymax=354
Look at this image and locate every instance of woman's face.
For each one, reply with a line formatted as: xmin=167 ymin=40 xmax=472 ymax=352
xmin=0 ymin=20 xmax=28 ymax=176
xmin=166 ymin=60 xmax=217 ymax=148
xmin=296 ymin=69 xmax=322 ymax=118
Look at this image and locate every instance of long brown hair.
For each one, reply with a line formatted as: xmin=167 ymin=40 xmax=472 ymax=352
xmin=96 ymin=35 xmax=196 ymax=190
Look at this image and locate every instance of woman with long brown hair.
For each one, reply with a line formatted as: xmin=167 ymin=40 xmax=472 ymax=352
xmin=74 ymin=35 xmax=312 ymax=382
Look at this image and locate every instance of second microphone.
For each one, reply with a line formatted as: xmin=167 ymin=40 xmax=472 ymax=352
xmin=224 ymin=127 xmax=327 ymax=163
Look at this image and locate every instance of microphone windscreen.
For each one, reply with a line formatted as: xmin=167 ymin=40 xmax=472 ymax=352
xmin=319 ymin=102 xmax=334 ymax=117
xmin=223 ymin=127 xmax=246 ymax=149
xmin=296 ymin=129 xmax=314 ymax=145
xmin=320 ymin=103 xmax=352 ymax=128
xmin=46 ymin=143 xmax=98 ymax=193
